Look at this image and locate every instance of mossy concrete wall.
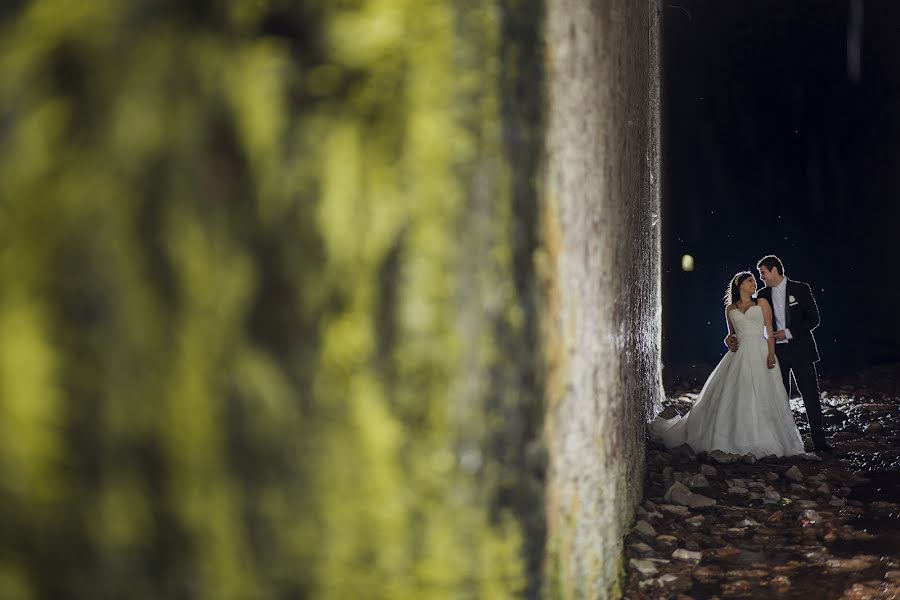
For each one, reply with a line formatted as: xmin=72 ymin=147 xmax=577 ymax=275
xmin=542 ymin=1 xmax=663 ymax=597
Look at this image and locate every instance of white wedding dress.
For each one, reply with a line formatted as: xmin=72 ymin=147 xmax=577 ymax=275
xmin=652 ymin=304 xmax=805 ymax=457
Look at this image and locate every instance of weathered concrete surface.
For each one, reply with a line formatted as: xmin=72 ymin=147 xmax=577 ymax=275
xmin=543 ymin=0 xmax=663 ymax=597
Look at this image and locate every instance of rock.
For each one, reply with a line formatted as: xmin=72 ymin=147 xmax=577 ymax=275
xmin=817 ymin=483 xmax=832 ymax=496
xmin=664 ymin=481 xmax=691 ymax=503
xmin=804 ymin=548 xmax=832 ymax=564
xmin=785 ymin=465 xmax=804 ymax=481
xmin=841 ymin=529 xmax=877 ymax=543
xmin=765 ymin=471 xmax=779 ymax=482
xmin=800 ymin=453 xmax=823 ymax=462
xmin=672 ymin=548 xmax=703 ymax=563
xmin=721 ymin=580 xmax=752 ymax=596
xmin=658 ymin=406 xmax=680 ymax=419
xmin=727 ymin=486 xmax=749 ymax=495
xmin=633 ymin=520 xmax=657 ymax=539
xmin=842 ymin=581 xmax=897 ymax=599
xmin=660 ymin=504 xmax=691 ymax=517
xmin=773 ymin=561 xmax=802 ymax=574
xmin=700 ymin=464 xmax=718 ymax=477
xmin=789 ymin=483 xmax=808 ymax=495
xmin=742 ymin=453 xmax=757 ymax=464
xmin=685 ymin=515 xmax=706 ymax=528
xmin=865 ymin=423 xmax=883 ymax=434
xmin=657 ymin=574 xmax=692 ymax=594
xmin=655 ymin=535 xmax=679 ymax=551
xmin=801 ymin=527 xmax=819 ymax=540
xmin=629 ymin=542 xmax=656 ymax=556
xmin=696 ymin=534 xmax=721 ymax=549
xmin=771 ymin=575 xmax=791 ymax=593
xmin=832 ymin=431 xmax=860 ymax=442
xmin=764 ymin=488 xmax=782 ymax=502
xmin=886 ymin=571 xmax=900 ymax=582
xmin=651 ymin=450 xmax=673 ymax=464
xmin=801 ymin=509 xmax=821 ymax=523
xmin=737 ymin=518 xmax=760 ymax=528
xmin=663 ymin=466 xmax=674 ymax=481
xmin=692 ymin=565 xmax=722 ymax=583
xmin=766 ymin=511 xmax=784 ymax=525
xmin=684 ymin=539 xmax=702 ymax=551
xmin=707 ymin=545 xmax=741 ymax=561
xmin=664 ymin=481 xmax=717 ymax=508
xmin=629 ymin=558 xmax=659 ymax=577
xmin=682 ymin=474 xmax=710 ymax=489
xmin=687 ymin=493 xmax=717 ymax=509
xmin=709 ymin=449 xmax=740 ymax=464
xmin=825 ymin=555 xmax=880 ymax=572
xmin=671 ymin=444 xmax=696 ymax=461
xmin=725 ymin=568 xmax=768 ymax=579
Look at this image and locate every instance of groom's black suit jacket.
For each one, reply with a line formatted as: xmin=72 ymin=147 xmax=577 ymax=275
xmin=756 ymin=279 xmax=821 ymax=363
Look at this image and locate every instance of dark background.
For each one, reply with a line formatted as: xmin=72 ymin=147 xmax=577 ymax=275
xmin=662 ymin=0 xmax=900 ymax=380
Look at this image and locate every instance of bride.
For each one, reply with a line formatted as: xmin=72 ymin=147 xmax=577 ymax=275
xmin=652 ymin=271 xmax=805 ymax=457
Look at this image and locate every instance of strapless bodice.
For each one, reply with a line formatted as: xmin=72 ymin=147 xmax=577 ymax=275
xmin=730 ymin=304 xmax=765 ymax=341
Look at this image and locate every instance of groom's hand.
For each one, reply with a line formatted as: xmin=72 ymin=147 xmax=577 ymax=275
xmin=725 ymin=334 xmax=738 ymax=352
xmin=774 ymin=330 xmax=787 ymax=341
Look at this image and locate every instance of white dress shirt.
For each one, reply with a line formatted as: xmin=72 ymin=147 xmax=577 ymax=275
xmin=771 ymin=277 xmax=793 ymax=343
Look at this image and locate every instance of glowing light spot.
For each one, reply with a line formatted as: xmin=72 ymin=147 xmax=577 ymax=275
xmin=681 ymin=254 xmax=694 ymax=271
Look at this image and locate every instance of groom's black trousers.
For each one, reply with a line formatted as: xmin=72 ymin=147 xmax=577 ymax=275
xmin=774 ymin=342 xmax=826 ymax=447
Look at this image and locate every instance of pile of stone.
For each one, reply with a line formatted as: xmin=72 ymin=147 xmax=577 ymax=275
xmin=623 ymin=438 xmax=900 ymax=599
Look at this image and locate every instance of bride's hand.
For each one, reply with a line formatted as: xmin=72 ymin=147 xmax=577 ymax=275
xmin=766 ymin=353 xmax=776 ymax=369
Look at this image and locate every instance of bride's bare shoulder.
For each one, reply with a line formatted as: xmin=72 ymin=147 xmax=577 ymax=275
xmin=756 ymin=297 xmax=771 ymax=307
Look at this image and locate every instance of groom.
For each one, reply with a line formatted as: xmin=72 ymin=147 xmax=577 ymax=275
xmin=726 ymin=255 xmax=831 ymax=452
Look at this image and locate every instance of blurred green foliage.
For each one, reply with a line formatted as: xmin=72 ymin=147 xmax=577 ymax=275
xmin=0 ymin=1 xmax=544 ymax=598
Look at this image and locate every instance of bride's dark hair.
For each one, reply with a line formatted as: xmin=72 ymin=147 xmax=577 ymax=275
xmin=724 ymin=271 xmax=755 ymax=306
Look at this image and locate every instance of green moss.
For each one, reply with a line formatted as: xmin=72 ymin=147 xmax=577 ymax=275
xmin=0 ymin=0 xmax=546 ymax=597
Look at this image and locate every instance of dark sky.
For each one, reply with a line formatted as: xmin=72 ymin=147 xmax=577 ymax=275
xmin=661 ymin=0 xmax=900 ymax=375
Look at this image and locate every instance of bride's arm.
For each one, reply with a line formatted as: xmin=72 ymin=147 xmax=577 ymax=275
xmin=758 ymin=298 xmax=777 ymax=368
xmin=724 ymin=305 xmax=738 ymax=351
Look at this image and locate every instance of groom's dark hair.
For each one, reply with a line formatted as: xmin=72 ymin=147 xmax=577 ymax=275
xmin=757 ymin=255 xmax=784 ymax=276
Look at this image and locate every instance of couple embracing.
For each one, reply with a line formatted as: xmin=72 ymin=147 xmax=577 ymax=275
xmin=652 ymin=255 xmax=830 ymax=457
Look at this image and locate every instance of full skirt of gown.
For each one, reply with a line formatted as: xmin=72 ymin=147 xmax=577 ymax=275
xmin=650 ymin=305 xmax=805 ymax=457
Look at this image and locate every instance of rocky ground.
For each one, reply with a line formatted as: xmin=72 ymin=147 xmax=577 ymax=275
xmin=624 ymin=365 xmax=900 ymax=599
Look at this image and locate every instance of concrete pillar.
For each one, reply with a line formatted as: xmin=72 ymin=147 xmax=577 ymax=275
xmin=543 ymin=1 xmax=662 ymax=596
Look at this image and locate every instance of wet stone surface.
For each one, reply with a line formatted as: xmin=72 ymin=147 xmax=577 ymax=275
xmin=625 ymin=367 xmax=900 ymax=599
